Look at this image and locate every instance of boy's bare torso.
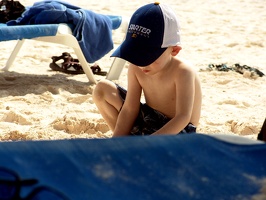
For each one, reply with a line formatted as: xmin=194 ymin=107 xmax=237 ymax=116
xmin=131 ymin=58 xmax=202 ymax=126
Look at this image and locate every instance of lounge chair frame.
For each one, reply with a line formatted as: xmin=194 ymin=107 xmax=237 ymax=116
xmin=0 ymin=17 xmax=128 ymax=83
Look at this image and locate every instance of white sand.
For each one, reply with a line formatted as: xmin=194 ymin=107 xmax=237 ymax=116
xmin=0 ymin=0 xmax=265 ymax=141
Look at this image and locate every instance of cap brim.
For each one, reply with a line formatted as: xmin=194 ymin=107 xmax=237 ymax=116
xmin=111 ymin=42 xmax=167 ymax=67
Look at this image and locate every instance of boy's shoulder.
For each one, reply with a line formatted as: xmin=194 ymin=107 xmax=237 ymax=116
xmin=173 ymin=57 xmax=193 ymax=67
xmin=171 ymin=57 xmax=195 ymax=73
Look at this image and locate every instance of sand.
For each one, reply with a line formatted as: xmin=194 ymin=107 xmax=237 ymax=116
xmin=0 ymin=0 xmax=265 ymax=141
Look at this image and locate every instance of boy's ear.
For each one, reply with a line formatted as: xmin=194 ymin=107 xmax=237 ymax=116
xmin=171 ymin=46 xmax=182 ymax=56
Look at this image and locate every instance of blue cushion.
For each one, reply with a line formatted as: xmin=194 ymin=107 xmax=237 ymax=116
xmin=0 ymin=24 xmax=59 ymax=41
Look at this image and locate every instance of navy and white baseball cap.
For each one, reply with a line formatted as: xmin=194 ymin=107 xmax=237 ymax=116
xmin=111 ymin=2 xmax=181 ymax=66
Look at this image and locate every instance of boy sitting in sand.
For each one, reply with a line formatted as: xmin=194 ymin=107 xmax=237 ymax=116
xmin=93 ymin=2 xmax=202 ymax=137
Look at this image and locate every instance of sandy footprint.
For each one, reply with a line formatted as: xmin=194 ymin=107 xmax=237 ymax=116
xmin=218 ymin=99 xmax=239 ymax=105
xmin=230 ymin=120 xmax=259 ymax=135
xmin=216 ymin=79 xmax=232 ymax=85
xmin=67 ymin=95 xmax=90 ymax=104
xmin=226 ymin=42 xmax=239 ymax=47
xmin=218 ymin=99 xmax=251 ymax=108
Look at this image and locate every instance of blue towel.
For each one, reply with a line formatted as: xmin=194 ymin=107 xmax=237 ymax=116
xmin=7 ymin=1 xmax=113 ymax=63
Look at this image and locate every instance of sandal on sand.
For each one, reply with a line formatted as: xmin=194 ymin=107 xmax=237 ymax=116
xmin=207 ymin=64 xmax=233 ymax=72
xmin=51 ymin=52 xmax=77 ymax=63
xmin=49 ymin=62 xmax=84 ymax=74
xmin=90 ymin=64 xmax=107 ymax=76
xmin=207 ymin=63 xmax=265 ymax=77
xmin=50 ymin=52 xmax=107 ymax=76
xmin=232 ymin=63 xmax=265 ymax=77
xmin=50 ymin=52 xmax=84 ymax=74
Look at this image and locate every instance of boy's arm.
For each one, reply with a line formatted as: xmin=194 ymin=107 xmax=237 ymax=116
xmin=113 ymin=65 xmax=142 ymax=137
xmin=152 ymin=66 xmax=196 ymax=135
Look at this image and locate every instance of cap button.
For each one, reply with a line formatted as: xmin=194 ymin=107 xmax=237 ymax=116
xmin=154 ymin=2 xmax=160 ymax=5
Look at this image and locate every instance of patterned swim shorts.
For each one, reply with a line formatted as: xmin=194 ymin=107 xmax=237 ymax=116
xmin=116 ymin=84 xmax=196 ymax=136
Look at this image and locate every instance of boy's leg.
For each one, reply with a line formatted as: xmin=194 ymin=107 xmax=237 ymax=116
xmin=257 ymin=118 xmax=266 ymax=142
xmin=92 ymin=79 xmax=123 ymax=131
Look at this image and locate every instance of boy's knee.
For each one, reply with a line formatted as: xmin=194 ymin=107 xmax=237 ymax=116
xmin=92 ymin=80 xmax=111 ymax=100
xmin=92 ymin=81 xmax=104 ymax=100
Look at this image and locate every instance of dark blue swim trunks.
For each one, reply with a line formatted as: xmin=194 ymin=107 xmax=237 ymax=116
xmin=116 ymin=84 xmax=197 ymax=136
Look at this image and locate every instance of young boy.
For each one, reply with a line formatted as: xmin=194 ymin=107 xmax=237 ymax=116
xmin=92 ymin=2 xmax=202 ymax=137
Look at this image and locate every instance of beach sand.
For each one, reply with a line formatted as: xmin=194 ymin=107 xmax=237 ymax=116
xmin=0 ymin=0 xmax=265 ymax=141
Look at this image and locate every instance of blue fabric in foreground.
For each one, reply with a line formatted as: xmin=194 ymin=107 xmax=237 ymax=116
xmin=0 ymin=134 xmax=265 ymax=200
xmin=5 ymin=0 xmax=115 ymax=63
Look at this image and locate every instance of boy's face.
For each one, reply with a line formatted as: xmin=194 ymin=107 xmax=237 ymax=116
xmin=137 ymin=46 xmax=181 ymax=75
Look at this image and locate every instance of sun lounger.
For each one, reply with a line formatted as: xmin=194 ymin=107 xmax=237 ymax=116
xmin=0 ymin=15 xmax=128 ymax=83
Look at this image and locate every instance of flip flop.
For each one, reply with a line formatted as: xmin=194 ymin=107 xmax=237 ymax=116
xmin=232 ymin=63 xmax=265 ymax=77
xmin=207 ymin=63 xmax=265 ymax=77
xmin=208 ymin=64 xmax=233 ymax=72
xmin=50 ymin=52 xmax=84 ymax=74
xmin=50 ymin=52 xmax=107 ymax=76
xmin=51 ymin=52 xmax=69 ymax=62
xmin=90 ymin=64 xmax=107 ymax=76
xmin=49 ymin=62 xmax=84 ymax=74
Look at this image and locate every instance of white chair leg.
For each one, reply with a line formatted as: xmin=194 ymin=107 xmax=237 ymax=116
xmin=106 ymin=17 xmax=129 ymax=81
xmin=106 ymin=57 xmax=126 ymax=80
xmin=1 ymin=39 xmax=25 ymax=71
xmin=73 ymin=47 xmax=97 ymax=84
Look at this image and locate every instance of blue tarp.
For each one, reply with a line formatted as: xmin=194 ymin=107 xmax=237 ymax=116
xmin=0 ymin=134 xmax=265 ymax=199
